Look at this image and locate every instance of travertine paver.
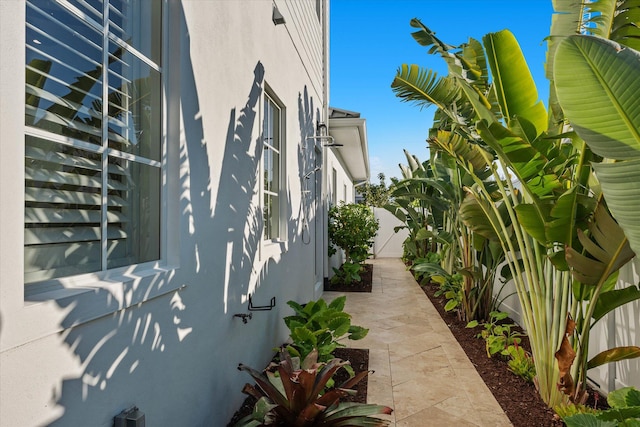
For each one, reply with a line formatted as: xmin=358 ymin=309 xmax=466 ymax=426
xmin=324 ymin=258 xmax=512 ymax=427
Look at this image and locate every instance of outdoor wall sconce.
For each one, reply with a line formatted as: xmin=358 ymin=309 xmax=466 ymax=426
xmin=306 ymin=122 xmax=343 ymax=147
xmin=272 ymin=5 xmax=286 ymax=25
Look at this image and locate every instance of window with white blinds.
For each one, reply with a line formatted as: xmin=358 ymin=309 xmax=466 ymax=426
xmin=262 ymin=94 xmax=283 ymax=241
xmin=24 ymin=0 xmax=163 ymax=285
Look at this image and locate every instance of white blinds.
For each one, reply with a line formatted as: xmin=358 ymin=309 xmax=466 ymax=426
xmin=25 ymin=0 xmax=162 ymax=285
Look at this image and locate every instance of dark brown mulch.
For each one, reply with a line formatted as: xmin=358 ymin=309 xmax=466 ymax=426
xmin=332 ymin=347 xmax=369 ymax=404
xmin=227 ymin=348 xmax=369 ymax=426
xmin=419 ymin=280 xmax=608 ymax=427
xmin=323 ymin=263 xmax=373 ymax=292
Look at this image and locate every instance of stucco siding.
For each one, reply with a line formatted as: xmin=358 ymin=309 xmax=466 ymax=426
xmin=1 ymin=1 xmax=333 ymax=425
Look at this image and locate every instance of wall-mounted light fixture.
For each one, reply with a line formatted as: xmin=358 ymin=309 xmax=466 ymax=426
xmin=305 ymin=121 xmax=343 ymax=147
xmin=272 ymin=5 xmax=286 ymax=25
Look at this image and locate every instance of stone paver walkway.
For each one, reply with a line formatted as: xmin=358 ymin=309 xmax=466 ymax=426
xmin=324 ymin=258 xmax=512 ymax=427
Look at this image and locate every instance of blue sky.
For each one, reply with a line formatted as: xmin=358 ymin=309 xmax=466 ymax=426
xmin=330 ymin=0 xmax=555 ymax=181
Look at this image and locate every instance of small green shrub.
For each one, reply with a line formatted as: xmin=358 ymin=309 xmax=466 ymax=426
xmin=328 ymin=202 xmax=379 ymax=265
xmin=467 ymin=311 xmax=524 ymax=358
xmin=330 ymin=261 xmax=362 ymax=286
xmin=432 ymin=272 xmax=463 ymax=313
xmin=283 ymin=296 xmax=368 ymax=363
xmin=504 ymin=343 xmax=536 ymax=383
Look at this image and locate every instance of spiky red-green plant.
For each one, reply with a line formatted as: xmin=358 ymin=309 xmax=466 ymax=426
xmin=234 ymin=349 xmax=393 ymax=426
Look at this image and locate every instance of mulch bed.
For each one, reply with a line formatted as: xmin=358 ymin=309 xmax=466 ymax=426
xmin=323 ymin=263 xmax=373 ymax=292
xmin=226 ymin=347 xmax=369 ymax=425
xmin=229 ymin=263 xmax=610 ymax=426
xmin=419 ymin=280 xmax=608 ymax=427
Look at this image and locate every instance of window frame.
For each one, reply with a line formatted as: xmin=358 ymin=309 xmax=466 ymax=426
xmin=21 ymin=0 xmax=180 ymax=304
xmin=260 ymin=86 xmax=287 ymax=247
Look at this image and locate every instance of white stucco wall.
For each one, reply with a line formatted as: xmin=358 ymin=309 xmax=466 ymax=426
xmin=0 ymin=1 xmax=337 ymax=425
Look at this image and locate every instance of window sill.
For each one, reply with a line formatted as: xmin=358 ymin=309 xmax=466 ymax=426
xmin=23 ymin=263 xmax=183 ymax=327
xmin=261 ymin=239 xmax=288 ymax=260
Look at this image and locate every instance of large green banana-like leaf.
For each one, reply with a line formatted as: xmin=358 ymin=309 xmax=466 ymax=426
xmin=588 ymin=0 xmax=640 ymax=51
xmin=391 ymin=64 xmax=460 ymax=113
xmin=462 ymin=37 xmax=490 ymax=94
xmin=554 ymin=35 xmax=640 ymax=159
xmin=592 ymin=159 xmax=640 ymax=255
xmin=514 ymin=203 xmax=548 ymax=245
xmin=593 ymin=285 xmax=640 ymax=323
xmin=477 ymin=121 xmax=562 ymax=199
xmin=586 ymin=0 xmax=617 ymax=39
xmin=483 ymin=30 xmax=548 ymax=138
xmin=587 ymin=346 xmax=640 ymax=370
xmin=459 ymin=191 xmax=504 ymax=242
xmin=547 ymin=0 xmax=588 ymax=80
xmin=565 ymin=201 xmax=635 ymax=286
xmin=428 ymin=129 xmax=493 ymax=180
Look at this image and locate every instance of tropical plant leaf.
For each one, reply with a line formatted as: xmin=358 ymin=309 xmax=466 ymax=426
xmin=565 ymin=202 xmax=635 ymax=286
xmin=291 ymin=327 xmax=317 ymax=346
xmin=592 ymin=159 xmax=640 ymax=255
xmin=347 ymin=325 xmax=368 ymax=340
xmin=483 ymin=30 xmax=548 ymax=137
xmin=328 ymin=317 xmax=350 ymax=338
xmin=322 ymin=401 xmax=393 ymax=421
xmin=460 ymin=192 xmax=502 ymax=241
xmin=328 ymin=295 xmax=347 ymax=312
xmin=596 ymin=407 xmax=640 ymax=422
xmin=477 ymin=121 xmax=562 ymax=199
xmin=409 ymin=18 xmax=481 ymax=83
xmin=587 ymin=346 xmax=640 ymax=370
xmin=547 ymin=0 xmax=588 ymax=81
xmin=563 ymin=413 xmax=617 ymax=427
xmin=587 ymin=0 xmax=640 ymax=51
xmin=429 ymin=130 xmax=494 ymax=179
xmin=592 ymin=285 xmax=640 ymax=323
xmin=411 ymin=260 xmax=450 ymax=277
xmin=391 ymin=64 xmax=460 ymax=112
xmin=608 ymin=386 xmax=640 ymax=408
xmin=554 ymin=35 xmax=640 ymax=160
xmin=515 ymin=203 xmax=547 ymax=245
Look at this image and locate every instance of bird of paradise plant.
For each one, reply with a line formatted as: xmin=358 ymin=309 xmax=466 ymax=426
xmin=391 ymin=11 xmax=640 ymax=408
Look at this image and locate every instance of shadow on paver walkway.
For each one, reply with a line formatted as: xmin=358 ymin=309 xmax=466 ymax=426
xmin=323 ymin=258 xmax=512 ymax=427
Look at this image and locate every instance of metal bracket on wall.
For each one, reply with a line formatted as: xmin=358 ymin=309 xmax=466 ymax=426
xmin=248 ymin=295 xmax=276 ymax=311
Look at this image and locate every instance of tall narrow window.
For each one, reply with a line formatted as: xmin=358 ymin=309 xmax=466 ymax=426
xmin=262 ymin=94 xmax=282 ymax=241
xmin=331 ymin=168 xmax=337 ymax=207
xmin=24 ymin=0 xmax=163 ymax=285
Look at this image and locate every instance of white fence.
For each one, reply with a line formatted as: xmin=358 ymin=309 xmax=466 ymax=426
xmin=372 ymin=208 xmax=409 ymax=258
xmin=496 ymin=258 xmax=640 ymax=394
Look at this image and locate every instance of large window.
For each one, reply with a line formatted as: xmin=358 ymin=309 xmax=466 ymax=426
xmin=262 ymin=93 xmax=283 ymax=241
xmin=24 ymin=0 xmax=163 ymax=285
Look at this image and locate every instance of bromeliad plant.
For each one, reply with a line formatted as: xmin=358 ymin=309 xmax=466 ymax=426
xmin=235 ymin=349 xmax=393 ymax=426
xmin=283 ymin=296 xmax=368 ymax=363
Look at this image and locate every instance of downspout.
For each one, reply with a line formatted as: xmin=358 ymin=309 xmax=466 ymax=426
xmin=322 ymin=0 xmax=330 ymax=281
